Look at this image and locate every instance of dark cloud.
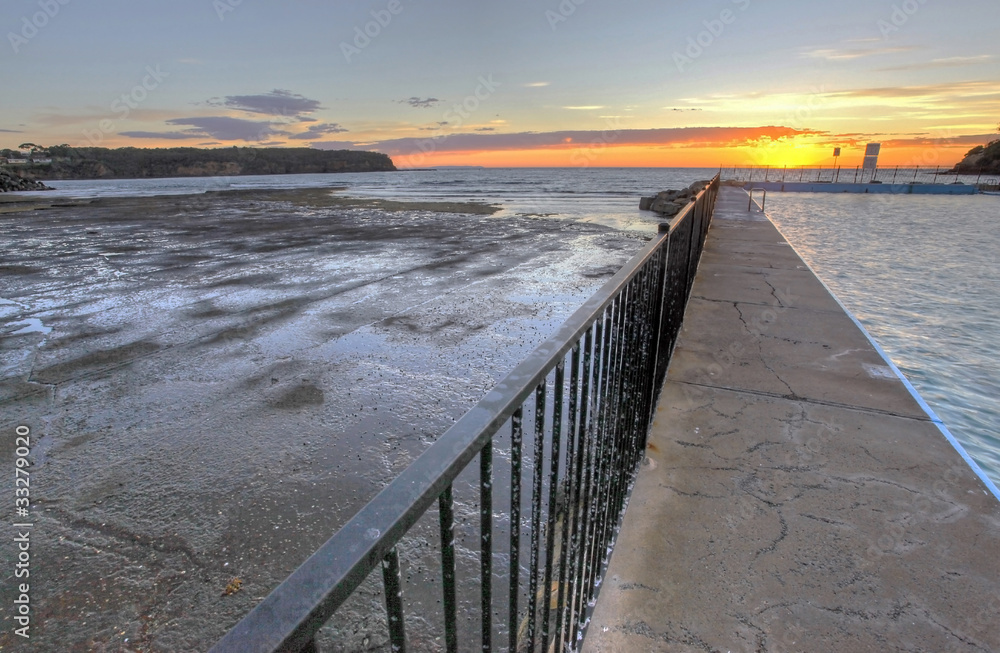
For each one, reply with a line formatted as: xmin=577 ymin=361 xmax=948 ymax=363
xmin=357 ymin=126 xmax=826 ymax=155
xmin=167 ymin=117 xmax=289 ymax=141
xmin=309 ymin=140 xmax=364 ymax=151
xmin=0 ymin=128 xmax=23 ymax=133
xmin=122 ymin=117 xmax=289 ymax=142
xmin=289 ymin=123 xmax=349 ymax=140
xmin=401 ymin=97 xmax=440 ymax=108
xmin=880 ymin=133 xmax=996 ymax=147
xmin=120 ymin=131 xmax=195 ymax=140
xmin=475 ymin=127 xmax=496 ymax=132
xmin=206 ymin=89 xmax=323 ymax=117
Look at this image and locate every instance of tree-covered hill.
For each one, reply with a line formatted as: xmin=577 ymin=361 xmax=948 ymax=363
xmin=949 ymin=126 xmax=1000 ymax=175
xmin=0 ymin=145 xmax=396 ymax=181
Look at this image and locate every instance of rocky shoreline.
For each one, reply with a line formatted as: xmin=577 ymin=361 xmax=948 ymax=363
xmin=0 ymin=167 xmax=52 ymax=192
xmin=639 ymin=179 xmax=712 ymax=217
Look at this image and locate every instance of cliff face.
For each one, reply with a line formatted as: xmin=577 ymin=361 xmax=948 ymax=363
xmin=11 ymin=146 xmax=396 ymax=181
xmin=0 ymin=167 xmax=53 ymax=192
xmin=951 ymin=139 xmax=1000 ymax=174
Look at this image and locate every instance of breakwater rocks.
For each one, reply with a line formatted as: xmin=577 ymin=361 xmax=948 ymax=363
xmin=640 ymin=180 xmax=712 ymax=216
xmin=0 ymin=168 xmax=52 ymax=192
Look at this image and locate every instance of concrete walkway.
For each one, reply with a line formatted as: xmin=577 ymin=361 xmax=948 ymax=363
xmin=585 ymin=187 xmax=1000 ymax=652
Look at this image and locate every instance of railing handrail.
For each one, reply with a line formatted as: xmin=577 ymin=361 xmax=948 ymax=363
xmin=748 ymin=187 xmax=766 ymax=211
xmin=212 ymin=175 xmax=721 ymax=653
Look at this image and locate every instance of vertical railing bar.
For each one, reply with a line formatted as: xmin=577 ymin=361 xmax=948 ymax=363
xmin=540 ymin=360 xmax=565 ymax=652
xmin=526 ymin=382 xmax=547 ymax=651
xmin=590 ymin=304 xmax=619 ymax=586
xmin=602 ymin=295 xmax=627 ymax=552
xmin=618 ymin=279 xmax=640 ymax=475
xmin=481 ymin=441 xmax=493 ymax=653
xmin=637 ymin=262 xmax=658 ymax=446
xmin=573 ymin=321 xmax=601 ymax=637
xmin=608 ymin=292 xmax=631 ymax=528
xmin=382 ymin=546 xmax=407 ymax=653
xmin=509 ymin=407 xmax=524 ymax=653
xmin=581 ymin=313 xmax=609 ymax=613
xmin=641 ymin=241 xmax=662 ymax=448
xmin=654 ymin=243 xmax=672 ymax=389
xmin=564 ymin=327 xmax=593 ymax=647
xmin=555 ymin=345 xmax=581 ymax=652
xmin=584 ymin=308 xmax=614 ymax=601
xmin=627 ymin=273 xmax=647 ymax=468
xmin=439 ymin=485 xmax=458 ymax=653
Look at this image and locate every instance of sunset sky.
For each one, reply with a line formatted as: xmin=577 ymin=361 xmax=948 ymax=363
xmin=2 ymin=0 xmax=997 ymax=168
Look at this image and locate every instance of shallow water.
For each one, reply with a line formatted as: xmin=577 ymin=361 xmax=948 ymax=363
xmin=765 ymin=192 xmax=1000 ymax=486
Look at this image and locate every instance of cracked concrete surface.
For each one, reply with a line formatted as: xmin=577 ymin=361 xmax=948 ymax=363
xmin=584 ymin=187 xmax=1000 ymax=653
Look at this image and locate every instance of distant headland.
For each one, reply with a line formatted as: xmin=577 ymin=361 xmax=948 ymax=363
xmin=0 ymin=145 xmax=396 ymax=191
xmin=948 ymin=128 xmax=1000 ymax=175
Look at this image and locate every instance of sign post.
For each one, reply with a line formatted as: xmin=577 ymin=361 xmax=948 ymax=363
xmin=863 ymin=143 xmax=881 ymax=182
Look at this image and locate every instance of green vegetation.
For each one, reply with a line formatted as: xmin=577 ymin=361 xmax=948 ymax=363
xmin=951 ymin=124 xmax=1000 ymax=175
xmin=0 ymin=145 xmax=396 ymax=180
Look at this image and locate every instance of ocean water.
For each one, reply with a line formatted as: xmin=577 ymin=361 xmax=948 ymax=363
xmin=18 ymin=167 xmax=998 ymax=484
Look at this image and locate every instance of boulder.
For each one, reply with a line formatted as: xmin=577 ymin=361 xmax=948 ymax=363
xmin=640 ymin=182 xmax=711 ymax=215
xmin=0 ymin=167 xmax=53 ymax=192
xmin=649 ymin=199 xmax=686 ymax=216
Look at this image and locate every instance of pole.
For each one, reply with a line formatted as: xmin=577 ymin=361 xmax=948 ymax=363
xmin=834 ymin=166 xmax=840 ymax=183
xmin=892 ymin=166 xmax=898 ymax=183
xmin=782 ymin=165 xmax=786 ymax=182
xmin=764 ymin=165 xmax=770 ymax=182
xmin=913 ymin=166 xmax=919 ymax=182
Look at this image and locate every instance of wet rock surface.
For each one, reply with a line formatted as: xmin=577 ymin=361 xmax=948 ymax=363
xmin=0 ymin=167 xmax=52 ymax=192
xmin=640 ymin=180 xmax=712 ymax=217
xmin=0 ymin=188 xmax=645 ymax=650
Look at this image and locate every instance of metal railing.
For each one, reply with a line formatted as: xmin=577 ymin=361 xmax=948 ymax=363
xmin=721 ymin=164 xmax=999 ymax=188
xmin=748 ymin=188 xmax=766 ymax=212
xmin=211 ymin=176 xmax=720 ymax=653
